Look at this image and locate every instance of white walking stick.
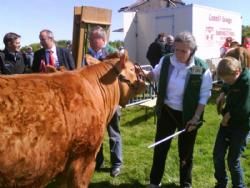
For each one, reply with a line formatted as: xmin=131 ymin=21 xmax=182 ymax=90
xmin=148 ymin=129 xmax=186 ymax=149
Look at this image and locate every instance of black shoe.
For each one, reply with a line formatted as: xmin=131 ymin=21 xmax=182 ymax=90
xmin=214 ymin=183 xmax=227 ymax=188
xmin=181 ymin=183 xmax=192 ymax=188
xmin=110 ymin=167 xmax=121 ymax=177
xmin=147 ymin=183 xmax=161 ymax=188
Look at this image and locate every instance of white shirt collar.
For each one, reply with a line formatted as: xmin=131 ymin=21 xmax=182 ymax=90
xmin=46 ymin=45 xmax=56 ymax=53
xmin=89 ymin=44 xmax=107 ymax=59
xmin=170 ymin=54 xmax=195 ymax=70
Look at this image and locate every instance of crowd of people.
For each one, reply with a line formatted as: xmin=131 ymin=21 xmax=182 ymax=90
xmin=0 ymin=30 xmax=75 ymax=75
xmin=0 ymin=27 xmax=249 ymax=188
xmin=146 ymin=32 xmax=175 ymax=68
xmin=220 ymin=36 xmax=250 ymax=58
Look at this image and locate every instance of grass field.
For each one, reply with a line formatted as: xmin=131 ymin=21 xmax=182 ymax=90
xmin=89 ymin=91 xmax=250 ymax=188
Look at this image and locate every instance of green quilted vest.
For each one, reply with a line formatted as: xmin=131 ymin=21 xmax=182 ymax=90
xmin=156 ymin=55 xmax=208 ymax=124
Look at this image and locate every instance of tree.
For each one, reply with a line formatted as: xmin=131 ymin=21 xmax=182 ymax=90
xmin=242 ymin=25 xmax=250 ymax=42
xmin=109 ymin=40 xmax=124 ymax=50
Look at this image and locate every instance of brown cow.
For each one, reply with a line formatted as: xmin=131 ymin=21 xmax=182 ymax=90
xmin=225 ymin=46 xmax=250 ymax=68
xmin=0 ymin=52 xmax=146 ymax=188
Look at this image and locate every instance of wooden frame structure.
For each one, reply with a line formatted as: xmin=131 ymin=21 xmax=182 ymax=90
xmin=72 ymin=6 xmax=112 ymax=68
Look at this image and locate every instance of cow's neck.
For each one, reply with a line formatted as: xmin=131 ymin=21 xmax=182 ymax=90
xmin=100 ymin=61 xmax=121 ymax=123
xmin=82 ymin=60 xmax=121 ymax=124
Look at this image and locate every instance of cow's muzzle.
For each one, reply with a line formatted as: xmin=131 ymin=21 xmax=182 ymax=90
xmin=118 ymin=74 xmax=141 ymax=91
xmin=118 ymin=65 xmax=146 ymax=94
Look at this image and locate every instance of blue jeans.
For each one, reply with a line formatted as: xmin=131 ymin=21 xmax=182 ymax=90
xmin=96 ymin=109 xmax=122 ymax=169
xmin=213 ymin=126 xmax=248 ymax=188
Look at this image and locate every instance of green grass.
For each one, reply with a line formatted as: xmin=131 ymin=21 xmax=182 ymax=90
xmin=89 ymin=91 xmax=250 ymax=188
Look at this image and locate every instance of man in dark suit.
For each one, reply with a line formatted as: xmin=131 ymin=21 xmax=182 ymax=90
xmin=146 ymin=33 xmax=167 ymax=68
xmin=32 ymin=29 xmax=75 ymax=72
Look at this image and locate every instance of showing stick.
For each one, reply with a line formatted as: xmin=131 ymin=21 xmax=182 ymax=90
xmin=148 ymin=129 xmax=186 ymax=149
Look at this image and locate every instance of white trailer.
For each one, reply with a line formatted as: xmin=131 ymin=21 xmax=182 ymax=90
xmin=123 ymin=4 xmax=242 ymax=64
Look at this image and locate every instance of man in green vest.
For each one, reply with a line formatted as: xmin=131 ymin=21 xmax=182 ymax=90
xmin=146 ymin=31 xmax=213 ymax=188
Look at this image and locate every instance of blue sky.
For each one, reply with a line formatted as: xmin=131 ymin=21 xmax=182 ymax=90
xmin=0 ymin=0 xmax=249 ymax=49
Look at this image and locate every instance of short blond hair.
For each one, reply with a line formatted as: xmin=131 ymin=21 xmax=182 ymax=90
xmin=217 ymin=57 xmax=242 ymax=77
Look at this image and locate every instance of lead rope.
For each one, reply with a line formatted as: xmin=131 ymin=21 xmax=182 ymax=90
xmin=135 ymin=63 xmax=158 ymax=95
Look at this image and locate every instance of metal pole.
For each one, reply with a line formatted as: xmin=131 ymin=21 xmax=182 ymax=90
xmin=148 ymin=129 xmax=186 ymax=148
xmin=148 ymin=120 xmax=204 ymax=149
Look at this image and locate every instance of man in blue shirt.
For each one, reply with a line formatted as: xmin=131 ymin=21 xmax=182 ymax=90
xmin=87 ymin=26 xmax=122 ymax=177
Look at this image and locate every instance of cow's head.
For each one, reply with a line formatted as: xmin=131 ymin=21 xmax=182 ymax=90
xmin=114 ymin=51 xmax=146 ymax=107
xmin=85 ymin=50 xmax=146 ymax=107
xmin=225 ymin=47 xmax=250 ymax=68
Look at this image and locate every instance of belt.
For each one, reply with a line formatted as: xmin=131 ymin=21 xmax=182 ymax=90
xmin=163 ymin=104 xmax=182 ymax=113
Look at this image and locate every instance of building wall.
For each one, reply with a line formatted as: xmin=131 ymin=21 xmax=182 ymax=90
xmin=124 ymin=4 xmax=242 ymax=65
xmin=125 ymin=5 xmax=193 ymax=64
xmin=123 ymin=12 xmax=137 ymax=63
xmin=192 ymin=4 xmax=242 ymax=59
xmin=127 ymin=0 xmax=166 ymax=12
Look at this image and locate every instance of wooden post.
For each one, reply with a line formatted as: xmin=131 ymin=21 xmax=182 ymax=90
xmin=71 ymin=6 xmax=112 ymax=68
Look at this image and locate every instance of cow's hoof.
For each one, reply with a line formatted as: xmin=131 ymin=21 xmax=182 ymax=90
xmin=110 ymin=167 xmax=121 ymax=177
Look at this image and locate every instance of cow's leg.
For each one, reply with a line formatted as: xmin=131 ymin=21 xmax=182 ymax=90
xmin=67 ymin=155 xmax=96 ymax=188
xmin=45 ymin=171 xmax=67 ymax=188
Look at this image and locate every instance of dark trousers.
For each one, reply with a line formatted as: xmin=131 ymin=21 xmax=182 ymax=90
xmin=150 ymin=105 xmax=197 ymax=186
xmin=96 ymin=110 xmax=122 ymax=169
xmin=213 ymin=126 xmax=248 ymax=188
